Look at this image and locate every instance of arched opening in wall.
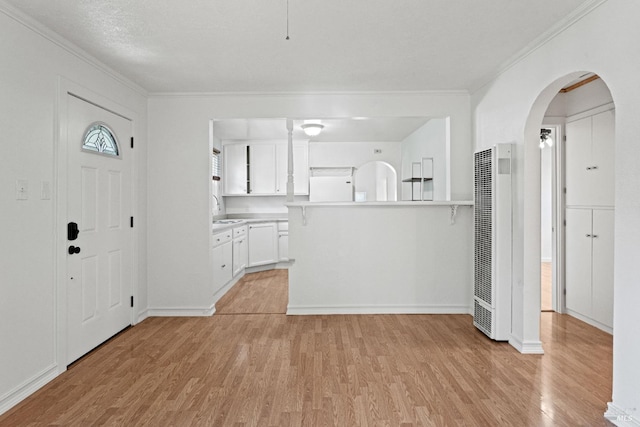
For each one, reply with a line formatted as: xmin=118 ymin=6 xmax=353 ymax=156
xmin=527 ymin=71 xmax=615 ymax=343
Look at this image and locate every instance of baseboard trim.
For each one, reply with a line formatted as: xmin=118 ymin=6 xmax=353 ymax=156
xmin=286 ymin=304 xmax=471 ymax=315
xmin=0 ymin=364 xmax=58 ymax=416
xmin=509 ymin=335 xmax=545 ymax=354
xmin=136 ymin=309 xmax=149 ymax=324
xmin=605 ymin=402 xmax=640 ymax=426
xmin=147 ymin=304 xmax=216 ymax=317
xmin=565 ymin=309 xmax=613 ymax=334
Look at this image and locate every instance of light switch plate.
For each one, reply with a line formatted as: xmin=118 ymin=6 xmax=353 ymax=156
xmin=41 ymin=181 xmax=51 ymax=200
xmin=16 ymin=180 xmax=29 ymax=200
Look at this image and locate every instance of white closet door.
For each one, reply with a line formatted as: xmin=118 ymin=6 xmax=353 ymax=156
xmin=565 ymin=117 xmax=592 ymax=206
xmin=591 ymin=209 xmax=614 ymax=328
xmin=591 ymin=110 xmax=615 ymax=207
xmin=565 ymin=208 xmax=593 ymax=317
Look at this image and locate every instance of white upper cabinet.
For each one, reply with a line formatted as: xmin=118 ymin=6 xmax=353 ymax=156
xmin=565 ymin=109 xmax=615 ymax=207
xmin=223 ymin=141 xmax=309 ymax=196
xmin=590 ymin=110 xmax=615 ymax=206
xmin=223 ymin=144 xmax=248 ymax=195
xmin=249 ymin=144 xmax=277 ymax=194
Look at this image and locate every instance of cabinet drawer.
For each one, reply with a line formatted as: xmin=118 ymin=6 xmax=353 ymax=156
xmin=233 ymin=225 xmax=247 ymax=239
xmin=213 ymin=230 xmax=233 ymax=247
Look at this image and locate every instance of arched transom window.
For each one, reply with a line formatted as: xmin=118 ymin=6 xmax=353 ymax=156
xmin=82 ymin=123 xmax=120 ymax=157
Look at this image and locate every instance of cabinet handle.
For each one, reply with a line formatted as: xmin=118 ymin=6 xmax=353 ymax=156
xmin=591 ymin=165 xmax=598 ymax=170
xmin=586 ymin=167 xmax=592 ymax=170
xmin=592 ymin=234 xmax=598 ymax=238
xmin=586 ymin=234 xmax=592 ymax=237
xmin=221 ymin=264 xmax=226 ymax=268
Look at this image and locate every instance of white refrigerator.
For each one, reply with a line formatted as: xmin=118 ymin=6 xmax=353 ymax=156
xmin=309 ymin=167 xmax=355 ymax=202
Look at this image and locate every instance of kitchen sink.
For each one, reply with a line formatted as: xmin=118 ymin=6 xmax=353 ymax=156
xmin=214 ymin=219 xmax=245 ymax=224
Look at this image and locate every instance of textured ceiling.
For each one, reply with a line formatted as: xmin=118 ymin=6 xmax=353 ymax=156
xmin=4 ymin=0 xmax=589 ymax=93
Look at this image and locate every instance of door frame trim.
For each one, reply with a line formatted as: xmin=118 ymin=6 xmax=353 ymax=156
xmin=55 ymin=77 xmax=138 ymax=370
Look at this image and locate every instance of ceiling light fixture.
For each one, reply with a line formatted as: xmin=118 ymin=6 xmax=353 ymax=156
xmin=540 ymin=128 xmax=553 ymax=149
xmin=301 ymin=120 xmax=324 ymax=137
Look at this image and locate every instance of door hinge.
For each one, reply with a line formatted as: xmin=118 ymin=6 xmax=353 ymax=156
xmin=563 ymin=219 xmax=566 ymax=226
xmin=130 ymin=217 xmax=134 ymax=228
xmin=130 ymin=296 xmax=134 ymax=307
xmin=563 ymin=135 xmax=567 ymax=142
xmin=563 ymin=288 xmax=566 ymax=296
xmin=130 ymin=137 xmax=134 ymax=149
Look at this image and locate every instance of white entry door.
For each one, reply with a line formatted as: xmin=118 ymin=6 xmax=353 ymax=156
xmin=66 ymin=94 xmax=133 ymax=364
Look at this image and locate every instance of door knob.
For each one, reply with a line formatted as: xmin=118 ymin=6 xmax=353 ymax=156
xmin=68 ymin=245 xmax=81 ymax=255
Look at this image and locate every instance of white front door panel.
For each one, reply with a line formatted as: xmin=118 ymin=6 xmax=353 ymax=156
xmin=66 ymin=94 xmax=133 ymax=364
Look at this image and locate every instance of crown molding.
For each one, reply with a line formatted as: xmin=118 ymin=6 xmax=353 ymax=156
xmin=0 ymin=0 xmax=148 ymax=96
xmin=148 ymin=89 xmax=470 ymax=98
xmin=469 ymin=0 xmax=609 ymax=94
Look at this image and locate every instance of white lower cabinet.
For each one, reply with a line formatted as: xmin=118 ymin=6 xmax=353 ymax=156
xmin=565 ymin=208 xmax=614 ymax=328
xmin=278 ymin=221 xmax=289 ymax=261
xmin=212 ymin=230 xmax=233 ymax=294
xmin=232 ymin=225 xmax=248 ymax=277
xmin=248 ymin=222 xmax=278 ymax=267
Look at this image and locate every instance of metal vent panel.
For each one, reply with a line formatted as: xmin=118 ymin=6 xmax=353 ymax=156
xmin=474 ymin=299 xmax=493 ymax=337
xmin=474 ymin=148 xmax=492 ymax=306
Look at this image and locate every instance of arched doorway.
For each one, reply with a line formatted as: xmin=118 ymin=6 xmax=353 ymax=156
xmin=524 ymin=71 xmax=615 ymax=345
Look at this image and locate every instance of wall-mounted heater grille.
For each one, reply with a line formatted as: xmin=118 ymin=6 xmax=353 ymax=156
xmin=473 ymin=144 xmax=512 ymax=341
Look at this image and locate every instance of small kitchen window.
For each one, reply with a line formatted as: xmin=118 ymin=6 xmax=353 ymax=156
xmin=212 ymin=148 xmax=221 ymax=181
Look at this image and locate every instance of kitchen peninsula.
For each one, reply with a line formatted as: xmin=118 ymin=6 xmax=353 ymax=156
xmin=285 ymin=200 xmax=473 ymax=315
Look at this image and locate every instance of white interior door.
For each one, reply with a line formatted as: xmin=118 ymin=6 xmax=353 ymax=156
xmin=66 ymin=94 xmax=133 ymax=364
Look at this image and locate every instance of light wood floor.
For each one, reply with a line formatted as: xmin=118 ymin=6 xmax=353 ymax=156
xmin=1 ymin=270 xmax=613 ymax=426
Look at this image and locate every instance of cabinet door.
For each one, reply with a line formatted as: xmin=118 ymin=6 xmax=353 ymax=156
xmin=233 ymin=237 xmax=248 ymax=276
xmin=223 ymin=144 xmax=248 ymax=194
xmin=565 ymin=208 xmax=593 ymax=317
xmin=248 ymin=222 xmax=278 ymax=266
xmin=250 ymin=144 xmax=277 ymax=194
xmin=590 ymin=110 xmax=615 ymax=207
xmin=565 ymin=117 xmax=592 ymax=206
xmin=278 ymin=232 xmax=289 ymax=261
xmin=591 ymin=209 xmax=614 ymax=328
xmin=213 ymin=241 xmax=232 ymax=293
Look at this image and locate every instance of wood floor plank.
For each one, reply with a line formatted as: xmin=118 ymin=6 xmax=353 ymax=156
xmin=0 ymin=270 xmax=614 ymax=426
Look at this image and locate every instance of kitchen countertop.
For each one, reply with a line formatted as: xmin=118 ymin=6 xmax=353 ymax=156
xmin=212 ymin=216 xmax=288 ymax=233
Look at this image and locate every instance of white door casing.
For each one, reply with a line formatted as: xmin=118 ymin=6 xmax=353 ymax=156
xmin=65 ymin=93 xmax=133 ymax=364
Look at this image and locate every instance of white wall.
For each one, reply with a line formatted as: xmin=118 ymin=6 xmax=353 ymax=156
xmin=147 ymin=92 xmax=471 ymax=312
xmin=0 ymin=5 xmax=147 ymax=414
xmin=471 ymin=0 xmax=640 ymax=421
xmin=400 ymin=118 xmax=449 ymax=201
xmin=288 ymin=204 xmax=472 ymax=314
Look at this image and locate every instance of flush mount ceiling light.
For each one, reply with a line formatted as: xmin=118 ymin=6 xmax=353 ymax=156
xmin=301 ymin=120 xmax=324 ymax=137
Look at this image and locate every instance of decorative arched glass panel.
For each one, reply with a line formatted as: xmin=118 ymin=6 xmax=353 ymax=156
xmin=82 ymin=123 xmax=120 ymax=156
